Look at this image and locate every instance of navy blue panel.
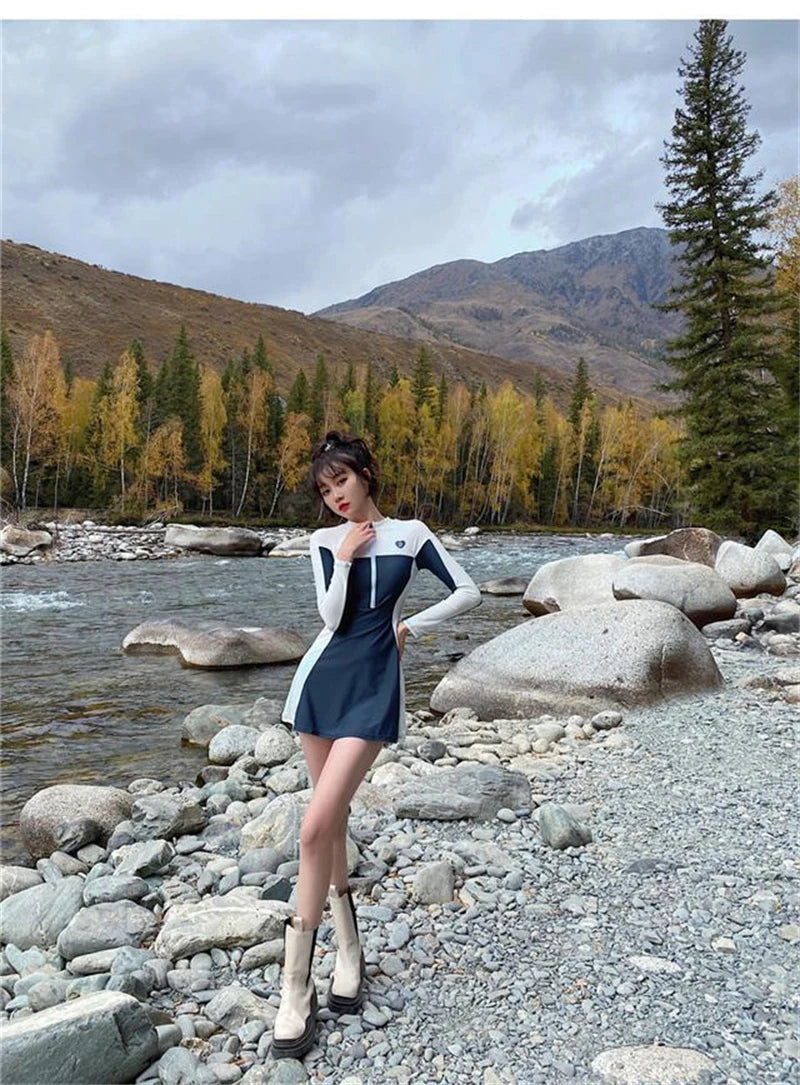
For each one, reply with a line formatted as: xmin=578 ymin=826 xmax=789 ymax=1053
xmin=293 ymin=618 xmax=400 ymax=742
xmin=375 ymin=554 xmax=414 ymax=605
xmin=320 ymin=547 xmax=334 ymax=590
xmin=415 ymin=538 xmax=456 ymax=591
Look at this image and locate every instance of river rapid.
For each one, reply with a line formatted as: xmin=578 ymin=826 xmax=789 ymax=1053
xmin=1 ymin=530 xmax=630 ymax=863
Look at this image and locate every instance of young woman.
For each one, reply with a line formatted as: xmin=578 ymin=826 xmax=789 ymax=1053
xmin=271 ymin=430 xmax=482 ymax=1060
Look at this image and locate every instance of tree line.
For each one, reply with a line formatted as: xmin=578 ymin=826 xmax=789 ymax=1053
xmin=0 ymin=330 xmax=681 ymax=530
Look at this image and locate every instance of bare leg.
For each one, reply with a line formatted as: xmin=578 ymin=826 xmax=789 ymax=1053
xmin=299 ymin=734 xmax=350 ymax=891
xmin=295 ymin=736 xmax=382 ymax=929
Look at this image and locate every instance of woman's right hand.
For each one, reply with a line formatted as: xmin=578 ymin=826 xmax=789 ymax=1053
xmin=337 ymin=521 xmax=376 ymax=562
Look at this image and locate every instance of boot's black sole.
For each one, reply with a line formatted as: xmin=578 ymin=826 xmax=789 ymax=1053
xmin=270 ymin=989 xmax=318 ymax=1060
xmin=327 ymin=954 xmax=365 ymax=1015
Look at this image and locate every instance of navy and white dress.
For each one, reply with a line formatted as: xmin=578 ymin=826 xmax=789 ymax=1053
xmin=282 ymin=518 xmax=482 ymax=744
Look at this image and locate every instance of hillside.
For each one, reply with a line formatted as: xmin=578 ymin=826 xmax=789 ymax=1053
xmin=0 ymin=240 xmax=642 ymax=411
xmin=315 ymin=227 xmax=682 ymax=398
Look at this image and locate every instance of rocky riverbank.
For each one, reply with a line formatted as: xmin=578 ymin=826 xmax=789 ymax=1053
xmin=2 ymin=603 xmax=798 ymax=1084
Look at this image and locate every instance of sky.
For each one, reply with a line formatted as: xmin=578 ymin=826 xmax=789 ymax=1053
xmin=2 ymin=18 xmax=798 ymax=314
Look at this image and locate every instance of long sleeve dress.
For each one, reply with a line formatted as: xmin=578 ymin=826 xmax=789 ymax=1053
xmin=281 ymin=518 xmax=482 ymax=744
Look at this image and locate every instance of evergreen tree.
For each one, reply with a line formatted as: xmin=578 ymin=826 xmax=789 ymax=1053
xmin=411 ymin=346 xmax=435 ymax=409
xmin=154 ymin=327 xmax=201 ymax=470
xmin=0 ymin=328 xmax=15 ymax=463
xmin=129 ymin=338 xmax=153 ymax=408
xmin=288 ymin=369 xmax=310 ymax=415
xmin=310 ymin=355 xmax=330 ymax=438
xmin=532 ymin=371 xmax=546 ymax=407
xmin=568 ymin=358 xmax=591 ymax=430
xmin=388 ymin=364 xmax=400 ymax=388
xmin=658 ymin=19 xmax=792 ymax=536
xmin=339 ymin=361 xmax=356 ymax=404
xmin=253 ymin=334 xmax=271 ymax=372
xmin=364 ymin=360 xmax=379 ymax=439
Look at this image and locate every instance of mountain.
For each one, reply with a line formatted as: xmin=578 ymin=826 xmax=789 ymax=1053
xmin=0 ymin=240 xmax=621 ymax=409
xmin=315 ymin=227 xmax=682 ymax=398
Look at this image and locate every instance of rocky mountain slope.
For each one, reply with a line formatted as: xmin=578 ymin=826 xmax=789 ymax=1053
xmin=0 ymin=241 xmax=603 ymax=408
xmin=316 ymin=227 xmax=682 ymax=398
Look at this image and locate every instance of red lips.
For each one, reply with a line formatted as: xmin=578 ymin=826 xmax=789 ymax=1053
xmin=338 ymin=503 xmax=350 ymax=512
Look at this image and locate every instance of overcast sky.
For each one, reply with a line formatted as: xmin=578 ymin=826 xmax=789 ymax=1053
xmin=3 ymin=19 xmax=797 ymax=314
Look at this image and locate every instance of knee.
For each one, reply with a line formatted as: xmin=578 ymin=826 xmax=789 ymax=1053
xmin=300 ymin=809 xmax=334 ymax=853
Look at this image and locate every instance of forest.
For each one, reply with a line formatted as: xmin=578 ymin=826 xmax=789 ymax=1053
xmin=0 ymin=328 xmax=682 ymax=531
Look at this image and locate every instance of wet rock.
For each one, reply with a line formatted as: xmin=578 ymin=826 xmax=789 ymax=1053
xmin=123 ymin=619 xmax=305 ymax=668
xmin=480 ymin=577 xmax=529 ymax=595
xmin=180 ymin=704 xmax=254 ymax=747
xmin=164 ymin=524 xmax=263 ymax=555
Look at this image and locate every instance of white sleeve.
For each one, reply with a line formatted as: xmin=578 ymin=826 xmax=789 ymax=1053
xmin=311 ymin=534 xmax=351 ymax=631
xmin=403 ymin=523 xmax=482 ymax=638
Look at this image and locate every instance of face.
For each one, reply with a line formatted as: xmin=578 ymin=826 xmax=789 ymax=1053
xmin=318 ymin=463 xmax=371 ymax=520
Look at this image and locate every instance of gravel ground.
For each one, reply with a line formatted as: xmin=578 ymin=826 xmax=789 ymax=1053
xmin=297 ymin=645 xmax=799 ymax=1085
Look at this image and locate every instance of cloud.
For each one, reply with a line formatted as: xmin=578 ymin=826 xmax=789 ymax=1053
xmin=2 ymin=19 xmax=796 ymax=313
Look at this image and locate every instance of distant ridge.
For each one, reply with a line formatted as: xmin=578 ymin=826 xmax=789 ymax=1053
xmin=315 ymin=226 xmax=682 ymax=398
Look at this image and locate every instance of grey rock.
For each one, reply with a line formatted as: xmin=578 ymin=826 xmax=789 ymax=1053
xmin=239 ymin=793 xmax=305 ymax=858
xmin=715 ymin=540 xmax=786 ymax=597
xmin=624 ymin=527 xmax=722 ymax=566
xmin=238 ymin=847 xmax=282 ymax=875
xmin=131 ymin=793 xmax=206 ymax=839
xmin=180 ymin=703 xmax=254 ymax=747
xmin=431 ymin=601 xmax=723 ymax=718
xmin=27 ymin=976 xmax=69 ymax=1011
xmin=158 ymin=1045 xmax=219 ymax=1084
xmin=0 ymin=524 xmax=53 ymax=557
xmin=0 ymin=864 xmax=44 ymax=901
xmin=208 ymin=726 xmax=261 ymax=765
xmin=413 ymin=861 xmax=455 ymax=904
xmin=701 ymin=618 xmax=751 ymax=639
xmin=123 ymin=619 xmax=305 ymax=668
xmin=480 ymin=577 xmax=529 ymax=596
xmin=52 ymin=817 xmax=103 ymax=853
xmin=0 ymin=990 xmax=158 ymax=1084
xmin=613 ymin=558 xmax=736 ymax=627
xmin=0 ymin=875 xmax=85 ymax=949
xmin=590 ymin=710 xmax=623 ymax=730
xmin=56 ymin=900 xmax=158 ymax=960
xmin=205 ymin=984 xmax=277 ymax=1030
xmin=82 ymin=874 xmax=150 ymax=905
xmin=395 ymin=765 xmax=529 ymax=822
xmin=68 ymin=947 xmax=131 ymax=976
xmin=253 ymin=726 xmax=296 ymax=767
xmin=538 ymin=804 xmax=593 ymax=850
xmin=154 ymin=893 xmax=292 ymax=957
xmin=164 ymin=524 xmax=263 ymax=555
xmin=755 ymin=528 xmax=793 ymax=570
xmin=591 ymin=1044 xmax=714 ymax=1083
xmin=19 ymin=784 xmax=132 ymax=859
xmin=523 ymin=553 xmax=627 ymax=614
xmin=113 ymin=838 xmax=175 ymax=877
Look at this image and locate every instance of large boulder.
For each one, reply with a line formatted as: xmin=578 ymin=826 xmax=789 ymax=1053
xmin=0 ymin=524 xmax=53 ymax=557
xmin=522 ymin=554 xmax=627 ymax=615
xmin=20 ymin=784 xmax=132 ymax=859
xmin=122 ymin=619 xmax=305 ymax=668
xmin=165 ymin=524 xmax=263 ymax=555
xmin=239 ymin=793 xmax=306 ymax=858
xmin=130 ymin=793 xmax=206 ymax=838
xmin=714 ymin=540 xmax=786 ymax=597
xmin=613 ymin=558 xmax=737 ymax=627
xmin=0 ymin=991 xmax=158 ymax=1084
xmin=754 ymin=529 xmax=793 ymax=572
xmin=0 ymin=865 xmax=43 ymax=901
xmin=623 ymin=527 xmax=722 ymax=566
xmin=154 ymin=892 xmax=292 ymax=957
xmin=394 ymin=765 xmax=530 ymax=821
xmin=430 ymin=600 xmax=723 ymax=719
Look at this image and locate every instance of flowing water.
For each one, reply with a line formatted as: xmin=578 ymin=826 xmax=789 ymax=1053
xmin=0 ymin=531 xmax=630 ymax=863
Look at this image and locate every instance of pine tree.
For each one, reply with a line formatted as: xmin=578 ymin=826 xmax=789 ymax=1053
xmin=310 ymin=356 xmax=330 ymax=438
xmin=411 ymin=346 xmax=435 ymax=409
xmin=288 ymin=369 xmax=310 ymax=415
xmin=364 ymin=360 xmax=379 ymax=439
xmin=658 ymin=19 xmax=793 ymax=537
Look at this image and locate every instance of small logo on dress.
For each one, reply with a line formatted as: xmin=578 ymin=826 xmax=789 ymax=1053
xmin=395 ymin=540 xmax=406 ymax=549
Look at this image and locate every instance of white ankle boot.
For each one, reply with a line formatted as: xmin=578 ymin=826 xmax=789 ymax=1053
xmin=327 ymin=885 xmax=365 ymax=1014
xmin=270 ymin=917 xmax=318 ymax=1060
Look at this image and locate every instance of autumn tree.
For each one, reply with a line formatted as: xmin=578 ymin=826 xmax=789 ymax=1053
xmin=770 ymin=175 xmax=800 ymax=503
xmin=198 ymin=365 xmax=228 ymax=513
xmin=658 ymin=19 xmax=792 ymax=536
xmin=5 ymin=331 xmax=66 ymax=508
xmin=270 ymin=411 xmax=311 ymax=516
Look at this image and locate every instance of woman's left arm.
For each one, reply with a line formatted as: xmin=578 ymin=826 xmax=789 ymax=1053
xmin=402 ymin=524 xmax=482 ymax=638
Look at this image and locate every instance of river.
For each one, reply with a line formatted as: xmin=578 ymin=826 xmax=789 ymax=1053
xmin=0 ymin=530 xmax=631 ymax=863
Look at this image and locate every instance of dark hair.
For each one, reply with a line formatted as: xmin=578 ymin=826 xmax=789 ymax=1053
xmin=309 ymin=431 xmax=380 ymax=498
